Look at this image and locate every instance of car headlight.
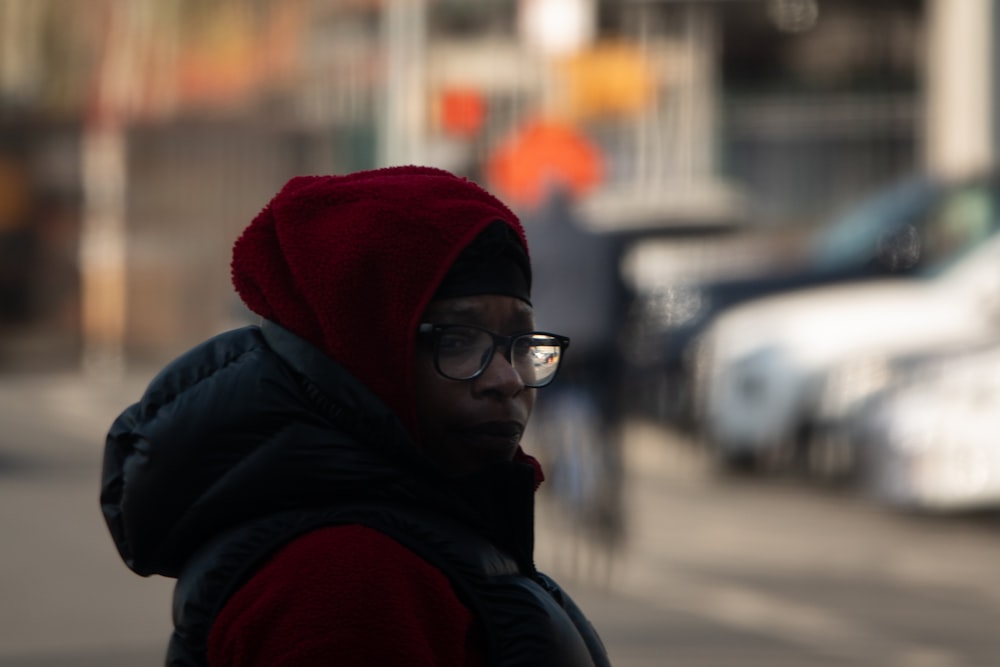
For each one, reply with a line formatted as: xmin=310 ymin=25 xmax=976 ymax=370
xmin=817 ymin=356 xmax=893 ymax=420
xmin=720 ymin=344 xmax=790 ymax=406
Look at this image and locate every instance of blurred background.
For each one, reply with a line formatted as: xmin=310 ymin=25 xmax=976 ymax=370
xmin=2 ymin=0 xmax=1000 ymax=665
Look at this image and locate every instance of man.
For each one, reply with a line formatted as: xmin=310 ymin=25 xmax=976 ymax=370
xmin=101 ymin=166 xmax=610 ymax=666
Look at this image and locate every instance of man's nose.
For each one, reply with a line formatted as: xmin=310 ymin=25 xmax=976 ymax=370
xmin=477 ymin=346 xmax=526 ymax=395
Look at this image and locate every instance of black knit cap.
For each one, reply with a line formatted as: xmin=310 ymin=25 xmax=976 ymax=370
xmin=433 ymin=220 xmax=532 ymax=304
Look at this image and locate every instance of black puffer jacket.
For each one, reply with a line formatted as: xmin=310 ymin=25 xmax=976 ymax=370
xmin=102 ymin=321 xmax=432 ymax=578
xmin=101 ymin=321 xmax=609 ymax=666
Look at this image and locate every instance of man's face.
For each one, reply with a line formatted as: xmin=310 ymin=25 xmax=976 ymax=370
xmin=414 ymin=294 xmax=536 ymax=476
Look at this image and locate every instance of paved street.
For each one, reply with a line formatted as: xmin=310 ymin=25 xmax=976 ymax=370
xmin=539 ymin=420 xmax=1000 ymax=667
xmin=1 ymin=370 xmax=999 ymax=666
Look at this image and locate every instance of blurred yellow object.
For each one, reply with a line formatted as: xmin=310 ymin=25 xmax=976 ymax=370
xmin=556 ymin=43 xmax=655 ymax=121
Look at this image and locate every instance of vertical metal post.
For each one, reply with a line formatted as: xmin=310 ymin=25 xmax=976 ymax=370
xmin=380 ymin=0 xmax=427 ymax=167
xmin=924 ymin=0 xmax=994 ymax=178
xmin=79 ymin=0 xmax=156 ymax=375
xmin=80 ymin=122 xmax=127 ymax=376
xmin=992 ymin=0 xmax=1000 ymax=172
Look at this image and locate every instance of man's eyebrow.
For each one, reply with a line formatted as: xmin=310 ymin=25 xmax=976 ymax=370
xmin=427 ymin=303 xmax=485 ymax=319
xmin=424 ymin=301 xmax=535 ymax=324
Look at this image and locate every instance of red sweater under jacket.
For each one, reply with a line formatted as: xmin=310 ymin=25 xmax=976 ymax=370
xmin=207 ymin=524 xmax=488 ymax=666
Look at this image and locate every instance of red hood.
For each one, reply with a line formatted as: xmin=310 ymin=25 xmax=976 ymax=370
xmin=231 ymin=166 xmax=528 ymax=440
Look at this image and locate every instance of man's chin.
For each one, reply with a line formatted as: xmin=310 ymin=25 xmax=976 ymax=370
xmin=444 ymin=436 xmax=519 ymax=476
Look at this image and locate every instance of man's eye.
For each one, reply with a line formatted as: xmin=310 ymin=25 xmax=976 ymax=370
xmin=438 ymin=332 xmax=479 ymax=352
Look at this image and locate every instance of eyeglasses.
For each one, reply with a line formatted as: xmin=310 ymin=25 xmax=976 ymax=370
xmin=418 ymin=323 xmax=570 ymax=388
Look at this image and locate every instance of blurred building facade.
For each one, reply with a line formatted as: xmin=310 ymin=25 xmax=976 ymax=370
xmin=0 ymin=0 xmax=990 ymax=372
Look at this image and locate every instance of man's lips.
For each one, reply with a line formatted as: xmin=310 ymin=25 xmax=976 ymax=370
xmin=457 ymin=421 xmax=525 ymax=444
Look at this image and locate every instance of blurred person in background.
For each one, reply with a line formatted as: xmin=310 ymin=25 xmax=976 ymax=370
xmin=523 ymin=186 xmax=629 ymax=576
xmin=100 ymin=166 xmax=610 ymax=667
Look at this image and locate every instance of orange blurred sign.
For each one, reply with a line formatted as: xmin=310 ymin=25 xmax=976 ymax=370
xmin=439 ymin=88 xmax=487 ymax=137
xmin=486 ymin=119 xmax=604 ymax=208
xmin=557 ymin=43 xmax=655 ymax=121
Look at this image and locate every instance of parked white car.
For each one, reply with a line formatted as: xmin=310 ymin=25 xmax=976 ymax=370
xmin=693 ymin=232 xmax=1000 ymax=470
xmin=851 ymin=341 xmax=1000 ymax=511
xmin=808 ymin=335 xmax=999 ymax=479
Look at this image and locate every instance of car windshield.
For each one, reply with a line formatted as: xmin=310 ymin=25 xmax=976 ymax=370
xmin=809 ymin=175 xmax=936 ymax=271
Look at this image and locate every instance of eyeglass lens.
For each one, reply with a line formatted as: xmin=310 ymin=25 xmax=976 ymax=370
xmin=435 ymin=327 xmax=563 ymax=387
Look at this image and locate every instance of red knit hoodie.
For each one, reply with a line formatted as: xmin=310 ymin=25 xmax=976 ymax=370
xmin=230 ymin=165 xmax=528 ymax=440
xmin=211 ymin=166 xmax=537 ymax=666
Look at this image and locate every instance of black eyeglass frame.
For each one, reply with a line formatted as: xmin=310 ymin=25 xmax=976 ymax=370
xmin=417 ymin=323 xmax=570 ymax=388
